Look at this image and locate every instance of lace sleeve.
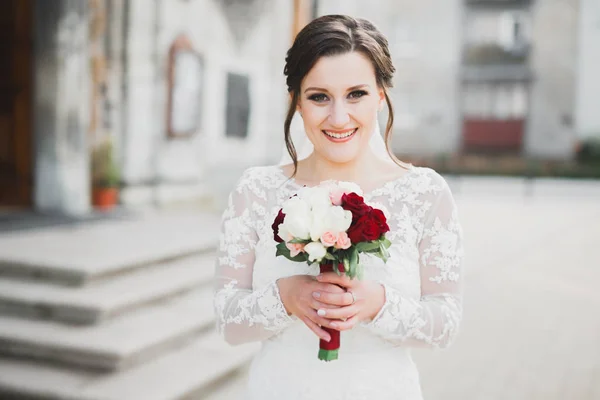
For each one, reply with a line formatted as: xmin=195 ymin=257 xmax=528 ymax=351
xmin=213 ymin=169 xmax=295 ymax=346
xmin=360 ymin=173 xmax=464 ymax=349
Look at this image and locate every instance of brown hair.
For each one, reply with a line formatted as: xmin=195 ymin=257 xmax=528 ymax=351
xmin=283 ymin=15 xmax=410 ymax=177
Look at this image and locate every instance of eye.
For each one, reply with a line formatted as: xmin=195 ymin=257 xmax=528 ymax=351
xmin=308 ymin=93 xmax=328 ymax=103
xmin=348 ymin=90 xmax=368 ymax=100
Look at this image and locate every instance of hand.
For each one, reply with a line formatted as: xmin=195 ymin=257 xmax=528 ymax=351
xmin=277 ymin=275 xmax=347 ymax=342
xmin=313 ymin=272 xmax=385 ymax=331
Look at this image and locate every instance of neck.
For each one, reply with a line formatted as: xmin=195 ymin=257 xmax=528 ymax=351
xmin=300 ymin=149 xmax=386 ymax=184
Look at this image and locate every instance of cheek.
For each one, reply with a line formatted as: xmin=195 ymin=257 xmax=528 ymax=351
xmin=302 ymin=104 xmax=328 ymax=125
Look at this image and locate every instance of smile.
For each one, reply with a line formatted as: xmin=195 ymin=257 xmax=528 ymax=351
xmin=322 ymin=128 xmax=358 ymax=141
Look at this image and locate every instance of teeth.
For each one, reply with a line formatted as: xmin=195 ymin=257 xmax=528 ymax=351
xmin=324 ymin=129 xmax=356 ymax=139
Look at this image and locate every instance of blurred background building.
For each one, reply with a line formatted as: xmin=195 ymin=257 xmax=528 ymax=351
xmin=0 ymin=0 xmax=599 ymax=216
xmin=0 ymin=1 xmax=599 ymax=399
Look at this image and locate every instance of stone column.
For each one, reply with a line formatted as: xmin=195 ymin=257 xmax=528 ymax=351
xmin=33 ymin=0 xmax=90 ymax=215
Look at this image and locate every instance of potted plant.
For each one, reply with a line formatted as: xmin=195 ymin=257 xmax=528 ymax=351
xmin=91 ymin=138 xmax=120 ymax=210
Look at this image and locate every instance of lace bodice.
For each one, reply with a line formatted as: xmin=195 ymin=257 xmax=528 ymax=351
xmin=213 ymin=164 xmax=464 ymax=399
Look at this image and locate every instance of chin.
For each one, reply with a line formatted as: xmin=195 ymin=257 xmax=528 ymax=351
xmin=319 ymin=140 xmax=364 ymax=164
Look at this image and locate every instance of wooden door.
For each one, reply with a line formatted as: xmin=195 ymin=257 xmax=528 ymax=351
xmin=0 ymin=0 xmax=33 ymax=207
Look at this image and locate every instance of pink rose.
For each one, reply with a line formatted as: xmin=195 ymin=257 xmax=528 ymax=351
xmin=286 ymin=242 xmax=305 ymax=257
xmin=320 ymin=231 xmax=338 ymax=247
xmin=335 ymin=231 xmax=351 ymax=250
xmin=329 ymin=188 xmax=346 ymax=206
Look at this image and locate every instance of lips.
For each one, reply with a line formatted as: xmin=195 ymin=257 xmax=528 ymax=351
xmin=322 ymin=128 xmax=358 ymax=142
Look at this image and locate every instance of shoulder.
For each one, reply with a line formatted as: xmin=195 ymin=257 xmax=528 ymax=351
xmin=235 ymin=165 xmax=278 ymax=186
xmin=231 ymin=165 xmax=283 ymax=200
xmin=408 ymin=166 xmax=452 ymax=195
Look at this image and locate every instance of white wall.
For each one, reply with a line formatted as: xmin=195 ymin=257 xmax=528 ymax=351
xmin=526 ymin=0 xmax=579 ymax=159
xmin=575 ymin=0 xmax=600 ymax=139
xmin=34 ymin=0 xmax=91 ymax=215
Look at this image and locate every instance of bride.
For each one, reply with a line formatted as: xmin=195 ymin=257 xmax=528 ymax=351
xmin=213 ymin=15 xmax=464 ymax=400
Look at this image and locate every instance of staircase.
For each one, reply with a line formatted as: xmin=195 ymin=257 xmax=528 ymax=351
xmin=0 ymin=210 xmax=257 ymax=400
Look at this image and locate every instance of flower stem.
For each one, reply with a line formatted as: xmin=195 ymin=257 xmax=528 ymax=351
xmin=318 ymin=262 xmax=344 ymax=361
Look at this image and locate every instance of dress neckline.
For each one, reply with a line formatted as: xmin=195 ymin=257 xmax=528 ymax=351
xmin=274 ymin=164 xmax=418 ymax=198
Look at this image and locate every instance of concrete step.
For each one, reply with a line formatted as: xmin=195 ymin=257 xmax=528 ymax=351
xmin=0 ymin=331 xmax=258 ymax=400
xmin=0 ymin=252 xmax=217 ymax=325
xmin=0 ymin=211 xmax=221 ymax=286
xmin=0 ymin=287 xmax=215 ymax=371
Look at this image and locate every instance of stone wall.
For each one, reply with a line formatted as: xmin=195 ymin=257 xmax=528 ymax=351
xmin=119 ymin=0 xmax=293 ymax=207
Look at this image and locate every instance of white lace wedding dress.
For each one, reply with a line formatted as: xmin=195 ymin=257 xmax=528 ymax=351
xmin=213 ymin=164 xmax=464 ymax=400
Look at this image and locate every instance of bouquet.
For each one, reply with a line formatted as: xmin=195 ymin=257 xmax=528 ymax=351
xmin=271 ymin=181 xmax=392 ymax=361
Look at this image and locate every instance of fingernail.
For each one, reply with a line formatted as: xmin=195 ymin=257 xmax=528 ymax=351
xmin=316 ymin=274 xmax=323 ymax=280
xmin=325 ymin=335 xmax=331 ymax=342
xmin=312 ymin=292 xmax=320 ymax=298
xmin=330 ymin=322 xmax=338 ymax=328
xmin=317 ymin=309 xmax=326 ymax=317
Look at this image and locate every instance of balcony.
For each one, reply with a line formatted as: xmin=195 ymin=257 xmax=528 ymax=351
xmin=463 ymin=43 xmax=529 ymax=66
xmin=466 ymin=0 xmax=533 ymax=8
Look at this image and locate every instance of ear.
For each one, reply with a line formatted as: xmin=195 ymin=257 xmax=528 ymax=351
xmin=378 ymin=88 xmax=385 ymax=111
xmin=289 ymin=92 xmax=301 ymax=113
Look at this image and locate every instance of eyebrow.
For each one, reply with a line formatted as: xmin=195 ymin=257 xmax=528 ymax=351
xmin=304 ymin=84 xmax=370 ymax=93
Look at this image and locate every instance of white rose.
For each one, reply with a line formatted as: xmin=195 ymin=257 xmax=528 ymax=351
xmin=304 ymin=241 xmax=327 ymax=262
xmin=281 ymin=214 xmax=311 ymax=240
xmin=282 ymin=196 xmax=310 ymax=217
xmin=326 ymin=206 xmax=352 ymax=233
xmin=307 ymin=186 xmax=331 ymax=211
xmin=309 ymin=207 xmax=329 ymax=241
xmin=337 ymin=181 xmax=363 ymax=197
xmin=281 ymin=197 xmax=311 ymax=240
xmin=277 ymin=223 xmax=291 ymax=242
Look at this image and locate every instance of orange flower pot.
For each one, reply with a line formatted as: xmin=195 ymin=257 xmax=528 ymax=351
xmin=92 ymin=187 xmax=118 ymax=210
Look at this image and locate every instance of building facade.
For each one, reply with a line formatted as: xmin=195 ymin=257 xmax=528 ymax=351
xmin=0 ymin=0 xmax=295 ymax=215
xmin=0 ymin=0 xmax=598 ymax=215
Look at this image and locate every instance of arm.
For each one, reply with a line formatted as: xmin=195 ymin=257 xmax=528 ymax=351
xmin=359 ymin=175 xmax=464 ymax=349
xmin=213 ymin=170 xmax=295 ymax=346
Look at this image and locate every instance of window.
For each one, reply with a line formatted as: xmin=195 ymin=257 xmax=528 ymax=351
xmin=463 ymin=83 xmax=528 ymax=119
xmin=499 ymin=12 xmax=528 ymax=49
xmin=225 ymin=72 xmax=250 ymax=138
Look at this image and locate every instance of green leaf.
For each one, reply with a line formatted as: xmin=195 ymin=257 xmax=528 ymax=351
xmin=288 ymin=237 xmax=310 ymax=244
xmin=275 ymin=242 xmax=309 ymax=262
xmin=349 ymin=247 xmax=359 ymax=279
xmin=355 ymin=241 xmax=380 ymax=252
xmin=378 ymin=242 xmax=389 ymax=263
xmin=381 ymin=238 xmax=392 ymax=249
xmin=275 ymin=243 xmax=288 ymax=257
xmin=343 ymin=257 xmax=350 ymax=275
xmin=324 ymin=252 xmax=336 ymax=261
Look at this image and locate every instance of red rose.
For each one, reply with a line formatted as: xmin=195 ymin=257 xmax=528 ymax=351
xmin=347 ymin=214 xmax=380 ymax=243
xmin=272 ymin=209 xmax=286 ymax=243
xmin=346 ymin=208 xmax=390 ymax=243
xmin=341 ymin=193 xmax=372 ymax=222
xmin=370 ymin=209 xmax=390 ymax=235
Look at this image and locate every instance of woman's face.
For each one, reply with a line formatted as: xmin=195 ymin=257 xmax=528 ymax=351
xmin=297 ymin=51 xmax=385 ymax=165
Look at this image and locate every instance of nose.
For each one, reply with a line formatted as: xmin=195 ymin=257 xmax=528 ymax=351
xmin=328 ymin=100 xmax=350 ymax=127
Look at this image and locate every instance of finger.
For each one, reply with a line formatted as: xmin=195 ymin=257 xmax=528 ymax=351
xmin=310 ymin=298 xmax=339 ymax=311
xmin=301 ymin=316 xmax=332 ymax=342
xmin=308 ymin=309 xmax=339 ymax=329
xmin=316 ymin=282 xmax=346 ymax=293
xmin=317 ymin=272 xmax=356 ymax=288
xmin=314 ymin=290 xmax=355 ymax=307
xmin=316 ymin=304 xmax=360 ymax=320
xmin=330 ymin=314 xmax=360 ymax=331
